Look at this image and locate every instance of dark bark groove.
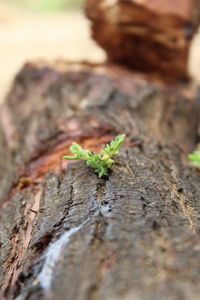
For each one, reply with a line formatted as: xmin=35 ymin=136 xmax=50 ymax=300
xmin=0 ymin=62 xmax=200 ymax=300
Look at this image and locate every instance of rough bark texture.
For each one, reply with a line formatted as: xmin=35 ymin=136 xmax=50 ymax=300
xmin=86 ymin=0 xmax=200 ymax=81
xmin=0 ymin=61 xmax=200 ymax=300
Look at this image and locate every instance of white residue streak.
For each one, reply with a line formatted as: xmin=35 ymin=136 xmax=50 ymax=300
xmin=38 ymin=224 xmax=82 ymax=291
xmin=100 ymin=203 xmax=112 ymax=217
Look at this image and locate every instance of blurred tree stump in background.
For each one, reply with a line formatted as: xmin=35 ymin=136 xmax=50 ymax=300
xmin=86 ymin=0 xmax=200 ymax=81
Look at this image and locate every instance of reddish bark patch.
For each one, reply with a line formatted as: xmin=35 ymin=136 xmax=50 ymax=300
xmin=101 ymin=249 xmax=117 ymax=278
xmin=1 ymin=189 xmax=42 ymax=299
xmin=24 ymin=134 xmax=116 ymax=182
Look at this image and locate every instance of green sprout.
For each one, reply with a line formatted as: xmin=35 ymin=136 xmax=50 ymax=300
xmin=63 ymin=134 xmax=126 ymax=177
xmin=188 ymin=146 xmax=200 ymax=168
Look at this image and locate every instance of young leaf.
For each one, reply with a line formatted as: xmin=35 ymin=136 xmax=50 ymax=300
xmin=188 ymin=149 xmax=200 ymax=168
xmin=63 ymin=134 xmax=126 ymax=177
xmin=103 ymin=134 xmax=126 ymax=157
xmin=63 ymin=142 xmax=90 ymax=160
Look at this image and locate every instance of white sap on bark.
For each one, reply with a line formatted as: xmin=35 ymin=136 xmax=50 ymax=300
xmin=38 ymin=224 xmax=83 ymax=291
xmin=37 ymin=200 xmax=112 ymax=292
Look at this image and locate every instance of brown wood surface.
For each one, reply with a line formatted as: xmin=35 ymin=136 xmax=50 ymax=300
xmin=0 ymin=61 xmax=200 ymax=300
xmin=86 ymin=0 xmax=200 ymax=81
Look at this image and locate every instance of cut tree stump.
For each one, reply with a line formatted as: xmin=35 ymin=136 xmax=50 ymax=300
xmin=86 ymin=0 xmax=200 ymax=81
xmin=1 ymin=61 xmax=200 ymax=300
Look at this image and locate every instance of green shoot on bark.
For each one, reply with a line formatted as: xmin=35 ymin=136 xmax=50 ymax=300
xmin=188 ymin=146 xmax=200 ymax=168
xmin=63 ymin=134 xmax=126 ymax=177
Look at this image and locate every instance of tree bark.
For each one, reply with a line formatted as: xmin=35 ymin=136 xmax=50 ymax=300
xmin=86 ymin=0 xmax=200 ymax=81
xmin=1 ymin=61 xmax=200 ymax=300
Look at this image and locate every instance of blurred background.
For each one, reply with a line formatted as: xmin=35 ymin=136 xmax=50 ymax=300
xmin=0 ymin=0 xmax=200 ymax=104
xmin=0 ymin=0 xmax=105 ymax=103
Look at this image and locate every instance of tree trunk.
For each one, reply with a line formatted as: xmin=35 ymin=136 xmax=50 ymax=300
xmin=1 ymin=61 xmax=200 ymax=300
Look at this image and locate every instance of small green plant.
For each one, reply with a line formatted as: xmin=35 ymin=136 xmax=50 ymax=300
xmin=188 ymin=146 xmax=200 ymax=168
xmin=64 ymin=134 xmax=126 ymax=177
